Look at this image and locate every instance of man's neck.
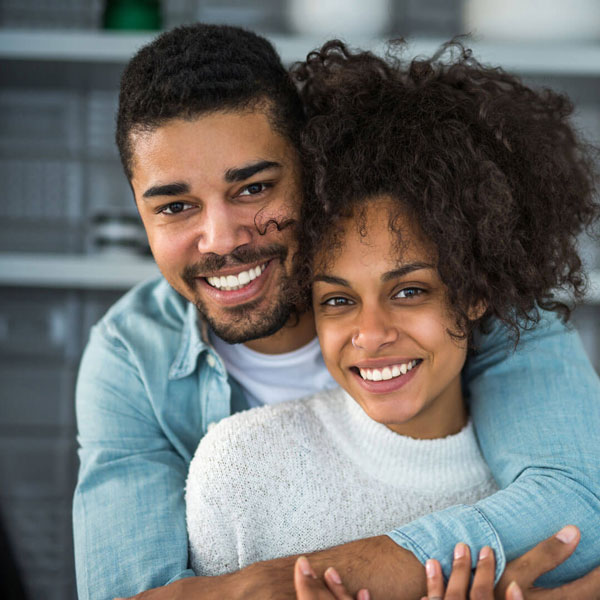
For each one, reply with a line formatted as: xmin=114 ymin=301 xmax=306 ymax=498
xmin=243 ymin=311 xmax=316 ymax=355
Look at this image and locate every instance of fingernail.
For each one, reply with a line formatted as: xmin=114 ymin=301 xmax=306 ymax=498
xmin=326 ymin=567 xmax=342 ymax=585
xmin=556 ymin=525 xmax=578 ymax=544
xmin=479 ymin=546 xmax=491 ymax=560
xmin=357 ymin=590 xmax=370 ymax=600
xmin=454 ymin=543 xmax=466 ymax=560
xmin=507 ymin=581 xmax=524 ymax=600
xmin=426 ymin=559 xmax=435 ymax=578
xmin=297 ymin=556 xmax=316 ymax=578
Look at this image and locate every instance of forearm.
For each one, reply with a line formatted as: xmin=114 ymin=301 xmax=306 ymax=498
xmin=468 ymin=316 xmax=600 ymax=584
xmin=236 ymin=535 xmax=426 ymax=600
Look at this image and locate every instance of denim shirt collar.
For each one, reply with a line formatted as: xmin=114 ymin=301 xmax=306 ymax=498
xmin=168 ymin=302 xmax=211 ymax=380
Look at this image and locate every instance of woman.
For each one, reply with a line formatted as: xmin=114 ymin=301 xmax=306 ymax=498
xmin=185 ymin=40 xmax=599 ymax=597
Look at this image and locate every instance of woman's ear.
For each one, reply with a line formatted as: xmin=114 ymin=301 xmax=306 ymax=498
xmin=468 ymin=300 xmax=487 ymax=321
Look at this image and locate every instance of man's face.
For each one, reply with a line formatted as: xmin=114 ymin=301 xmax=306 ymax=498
xmin=130 ymin=109 xmax=302 ymax=343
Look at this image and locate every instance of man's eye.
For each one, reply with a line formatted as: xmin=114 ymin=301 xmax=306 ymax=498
xmin=239 ymin=182 xmax=269 ymax=197
xmin=394 ymin=287 xmax=424 ymax=299
xmin=159 ymin=202 xmax=191 ymax=215
xmin=323 ymin=297 xmax=354 ymax=307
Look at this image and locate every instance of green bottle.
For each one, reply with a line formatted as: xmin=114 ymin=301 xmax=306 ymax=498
xmin=103 ymin=0 xmax=162 ymax=31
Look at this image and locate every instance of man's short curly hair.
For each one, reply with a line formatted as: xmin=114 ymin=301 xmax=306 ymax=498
xmin=117 ymin=23 xmax=304 ymax=180
xmin=293 ymin=40 xmax=599 ymax=342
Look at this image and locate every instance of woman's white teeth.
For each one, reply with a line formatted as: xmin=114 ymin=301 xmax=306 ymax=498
xmin=359 ymin=360 xmax=418 ymax=381
xmin=206 ymin=263 xmax=267 ymax=291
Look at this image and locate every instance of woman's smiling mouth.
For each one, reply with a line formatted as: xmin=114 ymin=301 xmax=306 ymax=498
xmin=350 ymin=359 xmax=424 ymax=394
xmin=357 ymin=359 xmax=422 ymax=381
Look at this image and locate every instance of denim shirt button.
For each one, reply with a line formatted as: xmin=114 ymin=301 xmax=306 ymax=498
xmin=206 ymin=353 xmax=216 ymax=368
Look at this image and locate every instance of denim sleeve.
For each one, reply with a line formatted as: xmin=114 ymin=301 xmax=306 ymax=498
xmin=388 ymin=312 xmax=600 ymax=585
xmin=73 ymin=325 xmax=194 ymax=600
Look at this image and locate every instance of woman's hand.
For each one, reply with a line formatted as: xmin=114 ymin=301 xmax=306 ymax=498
xmin=294 ymin=556 xmax=370 ymax=600
xmin=423 ymin=543 xmax=518 ymax=600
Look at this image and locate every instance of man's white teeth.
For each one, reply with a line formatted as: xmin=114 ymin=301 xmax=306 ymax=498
xmin=359 ymin=360 xmax=419 ymax=382
xmin=206 ymin=263 xmax=267 ymax=291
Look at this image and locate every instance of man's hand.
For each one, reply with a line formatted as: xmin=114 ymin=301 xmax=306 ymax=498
xmin=496 ymin=525 xmax=600 ymax=600
xmin=422 ymin=525 xmax=600 ymax=600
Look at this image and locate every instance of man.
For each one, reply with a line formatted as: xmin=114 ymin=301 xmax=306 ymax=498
xmin=73 ymin=23 xmax=600 ymax=600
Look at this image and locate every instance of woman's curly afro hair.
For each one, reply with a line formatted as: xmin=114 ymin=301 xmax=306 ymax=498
xmin=292 ymin=39 xmax=599 ymax=343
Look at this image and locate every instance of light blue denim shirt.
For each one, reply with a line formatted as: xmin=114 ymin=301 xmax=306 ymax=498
xmin=73 ymin=277 xmax=600 ymax=600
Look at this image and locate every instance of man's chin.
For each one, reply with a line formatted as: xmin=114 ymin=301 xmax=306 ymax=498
xmin=196 ymin=300 xmax=292 ymax=345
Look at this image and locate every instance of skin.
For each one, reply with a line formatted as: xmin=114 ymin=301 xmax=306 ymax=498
xmin=130 ymin=108 xmax=315 ymax=354
xmin=313 ymin=197 xmax=468 ymax=440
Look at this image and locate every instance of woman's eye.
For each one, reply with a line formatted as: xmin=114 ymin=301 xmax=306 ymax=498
xmin=239 ymin=182 xmax=269 ymax=197
xmin=323 ymin=297 xmax=354 ymax=307
xmin=394 ymin=287 xmax=424 ymax=299
xmin=159 ymin=202 xmax=192 ymax=215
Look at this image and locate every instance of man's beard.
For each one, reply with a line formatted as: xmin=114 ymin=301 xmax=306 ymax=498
xmin=182 ymin=243 xmax=295 ymax=344
xmin=195 ymin=275 xmax=293 ymax=344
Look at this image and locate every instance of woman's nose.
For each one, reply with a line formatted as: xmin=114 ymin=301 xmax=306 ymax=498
xmin=351 ymin=308 xmax=398 ymax=352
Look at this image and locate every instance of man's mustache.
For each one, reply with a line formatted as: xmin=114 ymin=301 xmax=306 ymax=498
xmin=182 ymin=244 xmax=288 ymax=282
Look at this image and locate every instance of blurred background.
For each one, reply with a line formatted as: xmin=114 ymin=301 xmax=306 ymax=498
xmin=0 ymin=1 xmax=598 ymax=598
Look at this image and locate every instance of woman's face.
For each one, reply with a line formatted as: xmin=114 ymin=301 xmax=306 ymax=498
xmin=312 ymin=197 xmax=468 ymax=439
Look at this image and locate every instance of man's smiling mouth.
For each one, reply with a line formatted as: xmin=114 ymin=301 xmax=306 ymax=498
xmin=204 ymin=262 xmax=269 ymax=292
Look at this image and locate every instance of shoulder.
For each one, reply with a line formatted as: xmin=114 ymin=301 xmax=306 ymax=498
xmin=189 ymin=390 xmax=343 ymax=478
xmin=98 ymin=277 xmax=187 ymax=342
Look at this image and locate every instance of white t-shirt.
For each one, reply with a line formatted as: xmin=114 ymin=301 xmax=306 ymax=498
xmin=210 ymin=333 xmax=337 ymax=408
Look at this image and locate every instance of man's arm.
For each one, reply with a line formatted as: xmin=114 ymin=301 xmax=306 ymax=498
xmin=73 ymin=324 xmax=194 ymax=600
xmin=126 ymin=313 xmax=600 ymax=600
xmin=389 ymin=312 xmax=600 ymax=585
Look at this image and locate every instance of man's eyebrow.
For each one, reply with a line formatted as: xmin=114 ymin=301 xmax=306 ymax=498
xmin=224 ymin=160 xmax=281 ymax=183
xmin=382 ymin=262 xmax=435 ymax=282
xmin=142 ymin=182 xmax=190 ymax=199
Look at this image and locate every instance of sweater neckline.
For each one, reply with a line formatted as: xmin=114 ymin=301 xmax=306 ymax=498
xmin=311 ymin=388 xmax=492 ymax=493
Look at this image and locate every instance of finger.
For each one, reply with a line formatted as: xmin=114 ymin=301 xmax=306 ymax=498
xmin=295 ymin=556 xmax=329 ymax=600
xmin=529 ymin=562 xmax=600 ymax=600
xmin=323 ymin=567 xmax=354 ymax=600
xmin=445 ymin=543 xmax=472 ymax=599
xmin=425 ymin=558 xmax=445 ymax=599
xmin=470 ymin=546 xmax=495 ymax=599
xmin=503 ymin=525 xmax=580 ymax=588
xmin=505 ymin=581 xmax=524 ymax=600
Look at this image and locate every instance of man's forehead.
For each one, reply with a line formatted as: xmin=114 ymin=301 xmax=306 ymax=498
xmin=130 ymin=111 xmax=299 ymax=187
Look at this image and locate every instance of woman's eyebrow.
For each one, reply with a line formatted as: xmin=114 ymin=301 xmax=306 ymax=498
xmin=313 ymin=274 xmax=350 ymax=287
xmin=382 ymin=262 xmax=435 ymax=282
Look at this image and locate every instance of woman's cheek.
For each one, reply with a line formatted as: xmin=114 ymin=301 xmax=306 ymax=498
xmin=316 ymin=318 xmax=346 ymax=372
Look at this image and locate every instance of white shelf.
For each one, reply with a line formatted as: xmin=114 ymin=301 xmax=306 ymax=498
xmin=1 ymin=29 xmax=600 ymax=75
xmin=0 ymin=252 xmax=159 ymax=290
xmin=0 ymin=252 xmax=598 ymax=302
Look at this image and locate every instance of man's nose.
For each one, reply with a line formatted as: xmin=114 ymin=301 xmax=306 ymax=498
xmin=196 ymin=202 xmax=254 ymax=256
xmin=352 ymin=307 xmax=398 ymax=353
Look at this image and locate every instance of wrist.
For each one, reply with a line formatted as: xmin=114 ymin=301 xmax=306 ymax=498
xmin=307 ymin=535 xmax=427 ymax=599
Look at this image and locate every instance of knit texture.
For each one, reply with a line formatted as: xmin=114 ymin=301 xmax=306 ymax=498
xmin=186 ymin=387 xmax=498 ymax=575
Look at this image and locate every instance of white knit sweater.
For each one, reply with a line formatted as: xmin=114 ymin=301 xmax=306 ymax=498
xmin=186 ymin=387 xmax=498 ymax=576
